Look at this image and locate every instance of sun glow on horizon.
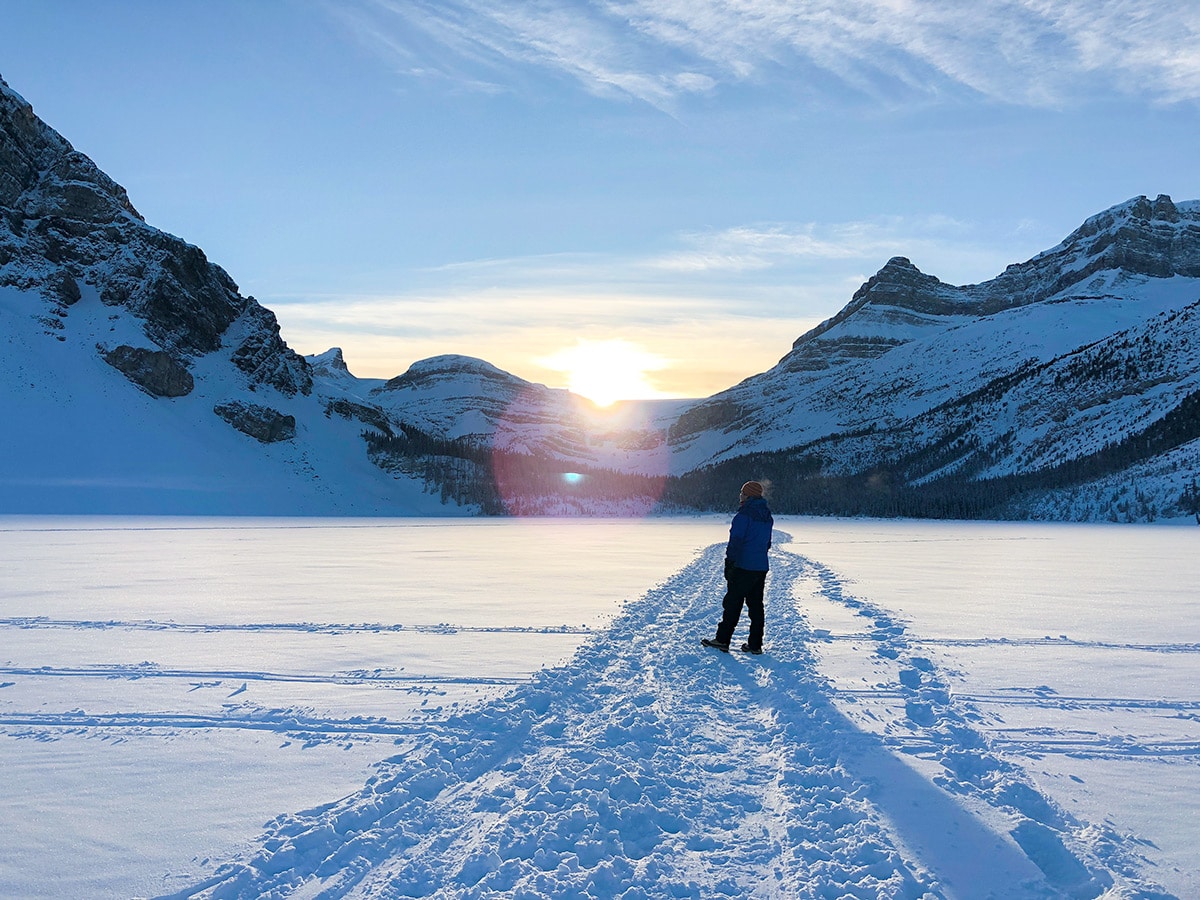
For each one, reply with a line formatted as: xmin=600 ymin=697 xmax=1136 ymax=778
xmin=536 ymin=339 xmax=671 ymax=406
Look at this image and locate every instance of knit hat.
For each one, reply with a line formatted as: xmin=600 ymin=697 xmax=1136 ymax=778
xmin=740 ymin=481 xmax=764 ymax=498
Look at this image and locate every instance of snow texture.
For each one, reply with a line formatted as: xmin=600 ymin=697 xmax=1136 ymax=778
xmin=2 ymin=518 xmax=1192 ymax=899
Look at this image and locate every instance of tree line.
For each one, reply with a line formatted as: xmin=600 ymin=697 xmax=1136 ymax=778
xmin=361 ymin=425 xmax=666 ymax=515
xmin=351 ymin=387 xmax=1200 ymax=520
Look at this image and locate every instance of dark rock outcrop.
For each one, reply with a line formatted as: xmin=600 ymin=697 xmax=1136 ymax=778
xmin=49 ymin=268 xmax=80 ymax=305
xmin=796 ymin=257 xmax=963 ymax=350
xmin=213 ymin=401 xmax=296 ymax=443
xmin=229 ymin=303 xmax=312 ymax=397
xmin=325 ymin=398 xmax=396 ymax=437
xmin=101 ymin=344 xmax=194 ymax=397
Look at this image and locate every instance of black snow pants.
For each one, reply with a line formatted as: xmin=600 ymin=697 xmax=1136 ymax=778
xmin=715 ymin=567 xmax=767 ymax=650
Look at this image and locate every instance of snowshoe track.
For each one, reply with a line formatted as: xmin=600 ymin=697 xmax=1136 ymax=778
xmin=164 ymin=536 xmax=1139 ymax=899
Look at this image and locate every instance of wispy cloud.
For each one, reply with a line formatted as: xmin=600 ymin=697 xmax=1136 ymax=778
xmin=330 ymin=0 xmax=719 ymax=108
xmin=329 ymin=0 xmax=1200 ymax=108
xmin=643 ymin=215 xmax=1007 ymax=285
xmin=268 ymin=213 xmax=1028 ymax=392
xmin=1036 ymin=1 xmax=1200 ymax=102
xmin=403 ymin=215 xmax=1013 ymax=284
xmin=650 ymin=223 xmax=897 ymax=273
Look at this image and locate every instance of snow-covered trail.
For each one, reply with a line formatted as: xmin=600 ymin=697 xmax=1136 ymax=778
xmin=164 ymin=535 xmax=1151 ymax=899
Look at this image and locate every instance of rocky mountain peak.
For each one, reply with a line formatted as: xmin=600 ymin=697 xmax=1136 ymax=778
xmin=879 ymin=255 xmax=919 ymax=272
xmin=308 ymin=347 xmax=352 ymax=376
xmin=1122 ymin=193 xmax=1181 ymax=223
xmin=1149 ymin=193 xmax=1180 ymax=222
xmin=0 ymin=72 xmax=310 ymax=396
xmin=379 ymin=354 xmax=524 ymax=393
xmin=794 ymin=194 xmax=1200 ymax=354
xmin=0 ymin=76 xmax=141 ymax=223
xmin=848 ymin=256 xmax=947 ymax=304
xmin=787 ymin=255 xmax=960 ymax=353
xmin=1045 ymin=194 xmax=1200 ymax=278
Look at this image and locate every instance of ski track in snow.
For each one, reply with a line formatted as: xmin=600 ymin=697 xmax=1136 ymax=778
xmin=0 ymin=618 xmax=593 ymax=635
xmin=152 ymin=535 xmax=1175 ymax=900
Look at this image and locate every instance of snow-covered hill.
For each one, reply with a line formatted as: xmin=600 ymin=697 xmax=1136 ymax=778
xmin=365 ymin=353 xmax=677 ymax=473
xmin=299 ymin=350 xmax=687 ymax=515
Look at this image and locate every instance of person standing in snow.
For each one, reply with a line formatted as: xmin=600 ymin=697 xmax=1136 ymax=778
xmin=703 ymin=480 xmax=773 ymax=654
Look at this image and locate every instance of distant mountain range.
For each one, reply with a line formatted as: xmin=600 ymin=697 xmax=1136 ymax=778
xmin=2 ymin=73 xmax=1197 ymax=521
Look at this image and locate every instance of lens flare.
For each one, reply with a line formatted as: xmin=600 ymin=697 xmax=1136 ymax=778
xmin=490 ymin=387 xmax=670 ymax=516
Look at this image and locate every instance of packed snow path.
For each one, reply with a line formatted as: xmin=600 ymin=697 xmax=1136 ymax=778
xmin=166 ymin=535 xmax=1158 ymax=899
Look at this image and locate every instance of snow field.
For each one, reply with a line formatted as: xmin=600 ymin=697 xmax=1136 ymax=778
xmin=787 ymin=518 xmax=1199 ymax=897
xmin=0 ymin=517 xmax=717 ymax=898
xmin=172 ymin=541 xmax=953 ymax=898
xmin=1 ymin=517 xmax=1194 ymax=898
xmin=164 ymin=532 xmax=1160 ymax=899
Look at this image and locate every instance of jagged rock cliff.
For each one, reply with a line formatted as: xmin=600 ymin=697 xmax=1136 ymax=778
xmin=0 ymin=75 xmax=310 ymax=396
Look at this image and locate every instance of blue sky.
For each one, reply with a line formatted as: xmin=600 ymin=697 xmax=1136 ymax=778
xmin=2 ymin=1 xmax=1198 ymax=399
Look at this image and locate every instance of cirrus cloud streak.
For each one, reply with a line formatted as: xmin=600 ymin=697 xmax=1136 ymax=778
xmin=331 ymin=0 xmax=1200 ymax=108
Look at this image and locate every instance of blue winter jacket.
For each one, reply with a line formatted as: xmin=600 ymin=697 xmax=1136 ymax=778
xmin=726 ymin=496 xmax=773 ymax=571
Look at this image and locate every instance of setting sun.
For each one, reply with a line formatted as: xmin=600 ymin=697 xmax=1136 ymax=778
xmin=537 ymin=339 xmax=671 ymax=406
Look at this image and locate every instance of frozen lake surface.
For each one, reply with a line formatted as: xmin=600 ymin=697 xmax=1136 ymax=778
xmin=0 ymin=516 xmax=1196 ymax=898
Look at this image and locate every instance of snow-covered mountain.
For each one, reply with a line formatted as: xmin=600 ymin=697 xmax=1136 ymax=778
xmin=667 ymin=196 xmax=1200 ymax=521
xmin=0 ymin=73 xmax=678 ymax=515
xmin=302 ymin=350 xmax=685 ymax=514
xmin=0 ymin=74 xmax=448 ymax=515
xmin=3 ymin=69 xmax=1198 ymax=520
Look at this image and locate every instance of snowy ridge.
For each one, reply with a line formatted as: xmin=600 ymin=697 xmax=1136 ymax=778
xmin=360 ymin=354 xmax=677 ymax=476
xmin=663 ymin=199 xmax=1200 ymax=521
xmin=369 ymin=354 xmax=589 ymax=456
xmin=163 ymin=537 xmax=1164 ymax=899
xmin=668 ymin=197 xmax=1200 ymax=476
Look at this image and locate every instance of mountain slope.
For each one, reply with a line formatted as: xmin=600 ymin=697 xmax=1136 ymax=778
xmin=0 ymin=74 xmax=447 ymax=515
xmin=670 ymin=196 xmax=1200 ymax=469
xmin=665 ymin=196 xmax=1200 ymax=521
